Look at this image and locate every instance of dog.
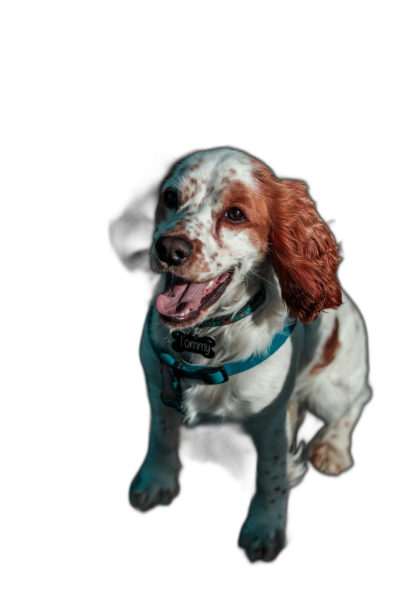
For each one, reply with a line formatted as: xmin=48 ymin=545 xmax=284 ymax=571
xmin=110 ymin=147 xmax=371 ymax=562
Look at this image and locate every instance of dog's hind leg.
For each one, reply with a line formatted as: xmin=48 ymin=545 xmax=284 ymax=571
xmin=308 ymin=389 xmax=371 ymax=475
xmin=306 ymin=296 xmax=372 ymax=475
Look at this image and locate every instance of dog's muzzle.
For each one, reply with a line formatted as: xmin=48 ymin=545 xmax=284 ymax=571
xmin=155 ymin=236 xmax=192 ymax=266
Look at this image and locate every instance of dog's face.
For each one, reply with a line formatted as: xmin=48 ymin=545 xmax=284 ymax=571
xmin=151 ymin=148 xmax=341 ymax=327
xmin=151 ymin=149 xmax=270 ymax=327
xmin=151 ymin=148 xmax=342 ymax=327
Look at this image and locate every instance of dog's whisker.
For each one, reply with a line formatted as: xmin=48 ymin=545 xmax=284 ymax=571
xmin=248 ymin=270 xmax=280 ymax=290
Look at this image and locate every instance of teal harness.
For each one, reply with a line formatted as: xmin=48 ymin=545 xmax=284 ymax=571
xmin=147 ymin=291 xmax=296 ymax=413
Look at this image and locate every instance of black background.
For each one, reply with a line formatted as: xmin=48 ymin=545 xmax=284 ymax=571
xmin=93 ymin=89 xmax=395 ymax=594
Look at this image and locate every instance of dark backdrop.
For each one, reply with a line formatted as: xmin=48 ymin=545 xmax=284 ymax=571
xmin=89 ymin=105 xmax=394 ymax=590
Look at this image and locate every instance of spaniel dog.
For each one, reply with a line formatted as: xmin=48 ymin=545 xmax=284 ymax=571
xmin=110 ymin=148 xmax=371 ymax=562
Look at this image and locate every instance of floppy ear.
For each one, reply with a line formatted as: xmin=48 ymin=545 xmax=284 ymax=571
xmin=268 ymin=178 xmax=342 ymax=324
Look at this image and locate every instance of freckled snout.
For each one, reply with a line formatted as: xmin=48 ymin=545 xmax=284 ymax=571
xmin=155 ymin=236 xmax=192 ymax=266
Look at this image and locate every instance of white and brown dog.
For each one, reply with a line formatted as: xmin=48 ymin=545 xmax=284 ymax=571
xmin=110 ymin=147 xmax=371 ymax=562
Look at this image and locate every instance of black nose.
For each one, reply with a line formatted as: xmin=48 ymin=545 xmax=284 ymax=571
xmin=155 ymin=236 xmax=193 ymax=266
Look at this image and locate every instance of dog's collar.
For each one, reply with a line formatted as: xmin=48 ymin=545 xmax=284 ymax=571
xmin=197 ymin=288 xmax=266 ymax=328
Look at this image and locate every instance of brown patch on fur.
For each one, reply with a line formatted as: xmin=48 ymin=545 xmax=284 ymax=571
xmin=189 ymin=159 xmax=203 ymax=171
xmin=310 ymin=317 xmax=340 ymax=375
xmin=211 ymin=179 xmax=270 ymax=251
xmin=229 ymin=168 xmax=237 ymax=175
xmin=179 ymin=177 xmax=202 ymax=206
xmin=251 ymin=159 xmax=342 ymax=324
xmin=181 ymin=185 xmax=195 ymax=205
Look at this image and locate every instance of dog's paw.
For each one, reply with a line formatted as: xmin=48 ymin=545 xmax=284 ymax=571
xmin=308 ymin=437 xmax=353 ymax=475
xmin=129 ymin=467 xmax=180 ymax=511
xmin=238 ymin=522 xmax=286 ymax=562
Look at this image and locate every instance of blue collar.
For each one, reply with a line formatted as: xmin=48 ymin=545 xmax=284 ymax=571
xmin=147 ymin=304 xmax=296 ymax=414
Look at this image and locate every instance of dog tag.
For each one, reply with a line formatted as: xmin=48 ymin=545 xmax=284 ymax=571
xmin=172 ymin=331 xmax=216 ymax=358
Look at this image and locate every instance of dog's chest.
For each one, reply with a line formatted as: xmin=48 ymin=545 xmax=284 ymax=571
xmin=178 ymin=338 xmax=294 ymax=423
xmin=152 ymin=305 xmax=296 ymax=424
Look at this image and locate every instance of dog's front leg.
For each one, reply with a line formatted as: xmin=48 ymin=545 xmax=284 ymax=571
xmin=239 ymin=403 xmax=289 ymax=562
xmin=129 ymin=320 xmax=182 ymax=511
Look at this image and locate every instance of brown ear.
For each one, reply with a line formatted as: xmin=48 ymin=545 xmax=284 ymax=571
xmin=267 ymin=178 xmax=342 ymax=324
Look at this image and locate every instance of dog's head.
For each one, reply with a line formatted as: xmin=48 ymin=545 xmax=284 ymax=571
xmin=151 ymin=148 xmax=341 ymax=328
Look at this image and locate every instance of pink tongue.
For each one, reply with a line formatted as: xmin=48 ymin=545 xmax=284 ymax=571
xmin=156 ymin=278 xmax=210 ymax=317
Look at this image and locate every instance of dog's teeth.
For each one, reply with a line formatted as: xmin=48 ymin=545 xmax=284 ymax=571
xmin=180 ymin=308 xmax=190 ymax=316
xmin=206 ymin=279 xmax=215 ymax=290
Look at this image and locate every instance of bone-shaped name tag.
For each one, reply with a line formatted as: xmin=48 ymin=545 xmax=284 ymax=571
xmin=172 ymin=331 xmax=216 ymax=359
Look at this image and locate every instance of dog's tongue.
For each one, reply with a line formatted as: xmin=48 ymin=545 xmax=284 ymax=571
xmin=156 ymin=277 xmax=210 ymax=318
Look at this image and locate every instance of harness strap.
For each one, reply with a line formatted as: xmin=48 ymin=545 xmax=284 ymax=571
xmin=147 ymin=304 xmax=296 ymax=413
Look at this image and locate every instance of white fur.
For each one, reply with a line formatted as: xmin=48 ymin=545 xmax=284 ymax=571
xmin=131 ymin=149 xmax=371 ymax=560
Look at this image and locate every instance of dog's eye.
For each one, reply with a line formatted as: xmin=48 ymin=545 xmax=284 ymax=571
xmin=164 ymin=188 xmax=179 ymax=209
xmin=226 ymin=208 xmax=246 ymax=222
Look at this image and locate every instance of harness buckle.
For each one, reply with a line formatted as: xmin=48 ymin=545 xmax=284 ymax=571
xmin=200 ymin=365 xmax=229 ymax=385
xmin=161 ymin=361 xmax=182 ymax=384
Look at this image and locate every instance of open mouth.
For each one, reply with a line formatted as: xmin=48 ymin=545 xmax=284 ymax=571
xmin=156 ymin=271 xmax=233 ymax=326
